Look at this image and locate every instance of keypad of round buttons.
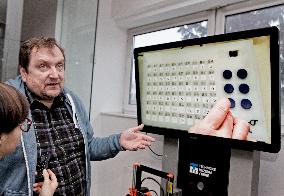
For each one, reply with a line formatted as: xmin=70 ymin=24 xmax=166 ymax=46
xmin=222 ymin=69 xmax=251 ymax=109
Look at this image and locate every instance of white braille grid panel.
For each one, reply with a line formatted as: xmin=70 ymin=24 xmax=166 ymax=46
xmin=214 ymin=39 xmax=269 ymax=143
xmin=139 ymin=46 xmax=217 ymax=131
xmin=138 ymin=38 xmax=270 ymax=143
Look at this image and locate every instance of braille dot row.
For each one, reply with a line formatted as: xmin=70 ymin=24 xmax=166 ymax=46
xmin=224 ymin=83 xmax=250 ymax=94
xmin=223 ymin=69 xmax=248 ymax=79
xmin=228 ymin=98 xmax=252 ymax=109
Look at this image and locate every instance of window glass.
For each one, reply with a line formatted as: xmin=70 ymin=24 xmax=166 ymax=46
xmin=129 ymin=21 xmax=208 ymax=105
xmin=225 ymin=4 xmax=284 ymax=114
xmin=60 ymin=0 xmax=98 ymax=117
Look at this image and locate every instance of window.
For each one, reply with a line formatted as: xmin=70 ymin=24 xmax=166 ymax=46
xmin=125 ymin=1 xmax=284 ymax=121
xmin=59 ymin=0 xmax=99 ymax=118
xmin=128 ymin=21 xmax=208 ymax=106
xmin=223 ymin=4 xmax=284 ymax=115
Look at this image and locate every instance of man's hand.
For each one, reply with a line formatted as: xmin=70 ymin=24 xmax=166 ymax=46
xmin=120 ymin=124 xmax=155 ymax=151
xmin=33 ymin=169 xmax=58 ymax=196
xmin=189 ymin=98 xmax=250 ymax=140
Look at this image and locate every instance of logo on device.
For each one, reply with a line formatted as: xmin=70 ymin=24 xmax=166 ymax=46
xmin=189 ymin=162 xmax=217 ymax=178
xmin=189 ymin=163 xmax=199 ymax=174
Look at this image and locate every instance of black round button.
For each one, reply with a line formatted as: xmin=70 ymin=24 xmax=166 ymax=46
xmin=239 ymin=83 xmax=250 ymax=94
xmin=228 ymin=98 xmax=235 ymax=108
xmin=241 ymin=99 xmax=252 ymax=109
xmin=237 ymin=69 xmax=248 ymax=79
xmin=223 ymin=70 xmax=232 ymax=79
xmin=224 ymin=84 xmax=234 ymax=93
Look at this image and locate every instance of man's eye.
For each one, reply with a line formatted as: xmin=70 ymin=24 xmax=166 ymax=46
xmin=56 ymin=64 xmax=64 ymax=71
xmin=39 ymin=64 xmax=47 ymax=69
xmin=37 ymin=64 xmax=50 ymax=72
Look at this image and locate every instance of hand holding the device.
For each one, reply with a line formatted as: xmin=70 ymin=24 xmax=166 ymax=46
xmin=120 ymin=124 xmax=156 ymax=151
xmin=33 ymin=169 xmax=58 ymax=196
xmin=189 ymin=98 xmax=250 ymax=140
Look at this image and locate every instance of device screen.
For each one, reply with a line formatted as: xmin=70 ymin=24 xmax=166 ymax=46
xmin=134 ymin=27 xmax=280 ymax=152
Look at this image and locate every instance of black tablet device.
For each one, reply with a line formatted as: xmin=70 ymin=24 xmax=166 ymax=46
xmin=134 ymin=27 xmax=280 ymax=153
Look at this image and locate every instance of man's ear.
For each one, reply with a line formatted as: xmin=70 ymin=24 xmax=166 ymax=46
xmin=19 ymin=66 xmax=27 ymax=82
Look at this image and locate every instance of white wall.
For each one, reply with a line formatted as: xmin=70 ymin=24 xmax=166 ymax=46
xmin=91 ymin=113 xmax=163 ymax=196
xmin=90 ymin=0 xmax=284 ymax=195
xmin=90 ymin=0 xmax=128 ymax=126
xmin=90 ymin=0 xmax=166 ymax=195
xmin=111 ymin=0 xmax=246 ymax=28
xmin=90 ymin=0 xmax=130 ymax=193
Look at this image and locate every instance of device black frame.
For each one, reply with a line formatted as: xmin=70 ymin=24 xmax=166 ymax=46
xmin=134 ymin=26 xmax=280 ymax=153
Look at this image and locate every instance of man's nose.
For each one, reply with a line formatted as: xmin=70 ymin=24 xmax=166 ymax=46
xmin=49 ymin=66 xmax=60 ymax=78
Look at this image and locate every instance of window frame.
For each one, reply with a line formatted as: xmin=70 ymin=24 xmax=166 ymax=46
xmin=123 ymin=10 xmax=216 ymax=114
